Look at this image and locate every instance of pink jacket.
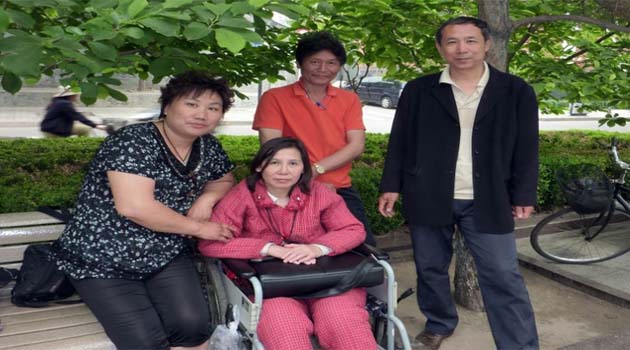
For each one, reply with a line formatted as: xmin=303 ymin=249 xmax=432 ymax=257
xmin=198 ymin=180 xmax=365 ymax=259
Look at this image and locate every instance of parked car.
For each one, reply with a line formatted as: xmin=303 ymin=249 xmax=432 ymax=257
xmin=350 ymin=77 xmax=405 ymax=109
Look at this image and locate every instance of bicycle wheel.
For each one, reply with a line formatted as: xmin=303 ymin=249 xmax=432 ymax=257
xmin=530 ymin=207 xmax=630 ymax=264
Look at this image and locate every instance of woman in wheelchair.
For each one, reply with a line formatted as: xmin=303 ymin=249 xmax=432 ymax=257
xmin=199 ymin=137 xmax=378 ymax=350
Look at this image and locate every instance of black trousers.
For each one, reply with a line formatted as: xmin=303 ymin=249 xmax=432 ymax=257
xmin=337 ymin=186 xmax=376 ymax=246
xmin=71 ymin=255 xmax=210 ymax=350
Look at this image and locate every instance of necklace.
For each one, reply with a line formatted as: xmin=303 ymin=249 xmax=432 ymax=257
xmin=160 ymin=120 xmax=193 ymax=164
xmin=300 ymin=82 xmax=326 ymax=110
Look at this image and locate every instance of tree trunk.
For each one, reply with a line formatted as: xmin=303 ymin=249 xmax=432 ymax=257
xmin=596 ymin=0 xmax=630 ymax=20
xmin=451 ymin=0 xmax=514 ymax=311
xmin=453 ymin=230 xmax=484 ymax=311
xmin=478 ymin=0 xmax=512 ymax=71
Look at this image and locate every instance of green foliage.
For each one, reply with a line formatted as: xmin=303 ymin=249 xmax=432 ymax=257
xmin=0 ymin=0 xmax=306 ymax=100
xmin=350 ymin=166 xmax=405 ymax=235
xmin=509 ymin=1 xmax=630 ymax=115
xmin=0 ymin=138 xmax=101 ymax=211
xmin=292 ymin=0 xmax=629 ymax=115
xmin=3 ymin=132 xmax=630 ymax=233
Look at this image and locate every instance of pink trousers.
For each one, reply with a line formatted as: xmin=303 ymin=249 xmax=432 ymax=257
xmin=256 ymin=288 xmax=378 ymax=350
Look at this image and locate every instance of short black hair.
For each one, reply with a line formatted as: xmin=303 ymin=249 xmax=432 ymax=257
xmin=246 ymin=137 xmax=312 ymax=194
xmin=295 ymin=31 xmax=347 ymax=66
xmin=159 ymin=71 xmax=234 ymax=117
xmin=435 ymin=16 xmax=490 ymax=45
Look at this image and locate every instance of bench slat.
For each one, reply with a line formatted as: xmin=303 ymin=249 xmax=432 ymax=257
xmin=0 ymin=245 xmax=30 ymax=265
xmin=1 ymin=313 xmax=101 ymax=336
xmin=0 ymin=323 xmax=108 ymax=349
xmin=0 ymin=212 xmax=64 ymax=228
xmin=0 ymin=296 xmax=83 ymax=317
xmin=8 ymin=333 xmax=114 ymax=350
xmin=2 ymin=305 xmax=93 ymax=326
xmin=0 ymin=224 xmax=64 ymax=245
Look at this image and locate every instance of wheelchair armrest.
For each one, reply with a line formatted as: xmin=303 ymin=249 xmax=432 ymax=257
xmin=353 ymin=243 xmax=389 ymax=260
xmin=222 ymin=258 xmax=257 ymax=279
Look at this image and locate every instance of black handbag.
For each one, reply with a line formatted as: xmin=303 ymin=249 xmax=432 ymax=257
xmin=11 ymin=243 xmax=77 ymax=308
xmin=222 ymin=247 xmax=385 ymax=299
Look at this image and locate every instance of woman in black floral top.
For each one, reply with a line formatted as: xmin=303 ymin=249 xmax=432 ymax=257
xmin=54 ymin=71 xmax=236 ymax=350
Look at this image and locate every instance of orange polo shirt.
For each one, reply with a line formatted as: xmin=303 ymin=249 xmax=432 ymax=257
xmin=253 ymin=80 xmax=365 ymax=188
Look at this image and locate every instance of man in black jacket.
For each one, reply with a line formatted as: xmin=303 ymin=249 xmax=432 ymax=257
xmin=378 ymin=17 xmax=539 ymax=350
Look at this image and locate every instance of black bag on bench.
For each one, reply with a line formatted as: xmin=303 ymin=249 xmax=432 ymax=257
xmin=11 ymin=207 xmax=76 ymax=307
xmin=11 ymin=243 xmax=76 ymax=308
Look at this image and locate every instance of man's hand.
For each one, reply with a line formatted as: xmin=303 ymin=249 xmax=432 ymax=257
xmin=512 ymin=206 xmax=534 ymax=219
xmin=378 ymin=192 xmax=399 ymax=217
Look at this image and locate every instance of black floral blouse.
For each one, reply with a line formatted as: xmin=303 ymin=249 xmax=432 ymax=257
xmin=55 ymin=122 xmax=233 ymax=280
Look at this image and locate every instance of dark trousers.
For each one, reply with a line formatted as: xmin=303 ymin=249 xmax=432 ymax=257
xmin=71 ymin=255 xmax=210 ymax=350
xmin=337 ymin=186 xmax=376 ymax=246
xmin=409 ymin=200 xmax=539 ymax=350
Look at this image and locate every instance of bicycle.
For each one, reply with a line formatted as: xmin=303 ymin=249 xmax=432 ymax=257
xmin=530 ymin=138 xmax=630 ymax=264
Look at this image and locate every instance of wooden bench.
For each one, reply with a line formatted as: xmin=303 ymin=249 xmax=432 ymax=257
xmin=0 ymin=211 xmax=114 ymax=350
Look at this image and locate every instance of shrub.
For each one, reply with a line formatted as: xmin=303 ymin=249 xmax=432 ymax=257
xmin=2 ymin=131 xmax=630 ymax=233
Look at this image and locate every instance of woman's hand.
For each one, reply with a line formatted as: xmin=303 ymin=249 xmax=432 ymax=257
xmin=194 ymin=222 xmax=235 ymax=242
xmin=279 ymin=244 xmax=324 ymax=265
xmin=187 ymin=193 xmax=216 ymax=222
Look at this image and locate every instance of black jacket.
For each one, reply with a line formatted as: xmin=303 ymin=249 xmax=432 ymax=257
xmin=379 ymin=65 xmax=539 ymax=233
xmin=40 ymin=99 xmax=96 ymax=136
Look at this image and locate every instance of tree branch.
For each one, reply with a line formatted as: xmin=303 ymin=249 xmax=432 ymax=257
xmin=562 ymin=32 xmax=616 ymax=61
xmin=508 ymin=24 xmax=535 ymax=62
xmin=512 ymin=14 xmax=630 ymax=33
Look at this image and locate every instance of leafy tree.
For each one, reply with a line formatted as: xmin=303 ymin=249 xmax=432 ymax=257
xmin=0 ymin=0 xmax=308 ymax=103
xmin=479 ymin=0 xmax=630 ymax=120
xmin=296 ymin=0 xmax=629 ymax=116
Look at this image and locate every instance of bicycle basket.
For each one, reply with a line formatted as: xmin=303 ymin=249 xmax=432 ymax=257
xmin=556 ymin=164 xmax=614 ymax=214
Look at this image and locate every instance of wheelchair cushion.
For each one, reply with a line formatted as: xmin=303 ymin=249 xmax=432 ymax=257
xmin=247 ymin=251 xmax=384 ymax=299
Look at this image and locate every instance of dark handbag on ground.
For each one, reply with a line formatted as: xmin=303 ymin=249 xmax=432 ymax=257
xmin=11 ymin=243 xmax=77 ymax=307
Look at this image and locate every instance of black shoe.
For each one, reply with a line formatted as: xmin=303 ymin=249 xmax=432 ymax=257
xmin=411 ymin=329 xmax=453 ymax=350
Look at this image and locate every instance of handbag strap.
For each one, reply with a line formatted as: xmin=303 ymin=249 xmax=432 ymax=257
xmin=0 ymin=268 xmax=19 ymax=288
xmin=296 ymin=255 xmax=378 ymax=299
xmin=37 ymin=206 xmax=71 ymax=224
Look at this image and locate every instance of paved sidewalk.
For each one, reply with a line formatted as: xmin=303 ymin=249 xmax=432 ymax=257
xmin=382 ymin=214 xmax=630 ymax=349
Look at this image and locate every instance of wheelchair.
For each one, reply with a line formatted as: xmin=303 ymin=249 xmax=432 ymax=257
xmin=198 ymin=244 xmax=412 ymax=350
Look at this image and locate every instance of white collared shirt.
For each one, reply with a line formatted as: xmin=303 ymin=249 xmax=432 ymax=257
xmin=439 ymin=62 xmax=490 ymax=199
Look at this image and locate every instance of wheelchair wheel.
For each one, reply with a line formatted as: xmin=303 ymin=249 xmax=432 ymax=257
xmin=530 ymin=206 xmax=630 ymax=264
xmin=198 ymin=257 xmax=229 ymax=329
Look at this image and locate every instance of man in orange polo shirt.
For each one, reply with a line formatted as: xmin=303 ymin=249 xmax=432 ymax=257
xmin=253 ymin=31 xmax=375 ymax=246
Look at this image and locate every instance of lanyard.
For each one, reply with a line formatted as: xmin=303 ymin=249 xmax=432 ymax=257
xmin=265 ymin=209 xmax=297 ymax=242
